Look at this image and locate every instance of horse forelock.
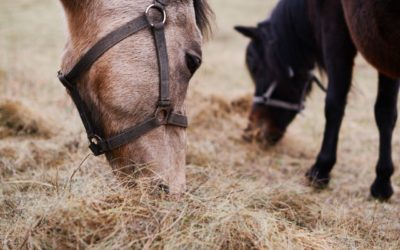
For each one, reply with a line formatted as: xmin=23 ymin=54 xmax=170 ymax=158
xmin=193 ymin=0 xmax=213 ymax=37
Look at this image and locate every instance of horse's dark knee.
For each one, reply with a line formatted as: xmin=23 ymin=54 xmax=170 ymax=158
xmin=375 ymin=106 xmax=397 ymax=132
xmin=324 ymin=96 xmax=346 ymax=123
xmin=375 ymin=76 xmax=399 ymax=126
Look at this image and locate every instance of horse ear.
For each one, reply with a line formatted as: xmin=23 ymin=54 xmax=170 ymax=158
xmin=234 ymin=26 xmax=259 ymax=39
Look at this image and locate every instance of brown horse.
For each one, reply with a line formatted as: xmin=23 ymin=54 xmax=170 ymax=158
xmin=342 ymin=0 xmax=400 ymax=79
xmin=235 ymin=0 xmax=400 ymax=200
xmin=58 ymin=0 xmax=212 ymax=194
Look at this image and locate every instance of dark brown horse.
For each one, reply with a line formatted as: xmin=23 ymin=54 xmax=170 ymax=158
xmin=343 ymin=0 xmax=400 ymax=79
xmin=235 ymin=0 xmax=400 ymax=200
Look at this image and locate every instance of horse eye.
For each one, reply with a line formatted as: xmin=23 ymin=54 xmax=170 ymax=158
xmin=186 ymin=52 xmax=202 ymax=75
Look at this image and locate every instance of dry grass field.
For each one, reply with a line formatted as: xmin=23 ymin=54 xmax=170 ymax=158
xmin=1 ymin=0 xmax=400 ymax=249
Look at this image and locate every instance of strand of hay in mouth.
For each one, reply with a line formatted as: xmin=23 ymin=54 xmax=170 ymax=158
xmin=0 ymin=99 xmax=54 ymax=138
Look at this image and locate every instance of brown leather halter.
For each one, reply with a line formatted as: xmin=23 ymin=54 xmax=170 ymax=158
xmin=58 ymin=0 xmax=188 ymax=156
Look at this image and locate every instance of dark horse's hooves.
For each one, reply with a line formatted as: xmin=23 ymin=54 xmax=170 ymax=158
xmin=370 ymin=178 xmax=393 ymax=201
xmin=305 ymin=166 xmax=330 ymax=189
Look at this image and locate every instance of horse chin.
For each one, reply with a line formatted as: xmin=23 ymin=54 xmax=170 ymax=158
xmin=243 ymin=121 xmax=285 ymax=146
xmin=148 ymin=162 xmax=187 ymax=195
xmin=164 ymin=169 xmax=187 ymax=195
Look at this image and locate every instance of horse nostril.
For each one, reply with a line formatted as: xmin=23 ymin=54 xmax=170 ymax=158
xmin=186 ymin=52 xmax=202 ymax=75
xmin=159 ymin=183 xmax=170 ymax=194
xmin=265 ymin=132 xmax=284 ymax=145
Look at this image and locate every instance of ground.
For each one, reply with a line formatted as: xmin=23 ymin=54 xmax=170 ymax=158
xmin=1 ymin=0 xmax=399 ymax=249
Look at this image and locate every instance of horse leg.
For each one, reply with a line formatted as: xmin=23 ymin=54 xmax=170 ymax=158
xmin=370 ymin=74 xmax=399 ymax=200
xmin=306 ymin=59 xmax=354 ymax=187
xmin=306 ymin=5 xmax=357 ymax=187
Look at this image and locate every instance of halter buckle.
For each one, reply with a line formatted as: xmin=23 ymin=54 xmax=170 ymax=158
xmin=145 ymin=4 xmax=167 ymax=28
xmin=88 ymin=135 xmax=106 ymax=156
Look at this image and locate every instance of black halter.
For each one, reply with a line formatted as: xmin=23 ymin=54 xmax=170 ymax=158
xmin=58 ymin=0 xmax=188 ymax=156
xmin=253 ymin=74 xmax=327 ymax=112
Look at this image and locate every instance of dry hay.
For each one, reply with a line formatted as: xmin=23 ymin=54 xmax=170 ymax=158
xmin=1 ymin=93 xmax=399 ymax=250
xmin=0 ymin=100 xmax=54 ymax=139
xmin=0 ymin=165 xmax=377 ymax=250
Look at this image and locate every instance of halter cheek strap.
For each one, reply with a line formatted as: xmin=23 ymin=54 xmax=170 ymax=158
xmin=253 ymin=74 xmax=327 ymax=112
xmin=58 ymin=1 xmax=187 ymax=156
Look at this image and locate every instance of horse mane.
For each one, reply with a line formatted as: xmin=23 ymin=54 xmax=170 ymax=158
xmin=193 ymin=0 xmax=214 ymax=37
xmin=261 ymin=0 xmax=323 ymax=79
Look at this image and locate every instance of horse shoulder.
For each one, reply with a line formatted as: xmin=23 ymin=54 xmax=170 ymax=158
xmin=341 ymin=0 xmax=400 ymax=78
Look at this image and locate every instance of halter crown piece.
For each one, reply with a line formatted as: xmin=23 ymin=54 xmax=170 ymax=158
xmin=58 ymin=0 xmax=187 ymax=156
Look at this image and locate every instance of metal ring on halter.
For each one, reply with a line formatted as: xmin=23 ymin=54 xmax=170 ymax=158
xmin=89 ymin=134 xmax=104 ymax=146
xmin=155 ymin=106 xmax=171 ymax=125
xmin=145 ymin=4 xmax=167 ymax=27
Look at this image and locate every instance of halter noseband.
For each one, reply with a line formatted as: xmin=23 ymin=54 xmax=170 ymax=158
xmin=253 ymin=74 xmax=327 ymax=112
xmin=58 ymin=0 xmax=188 ymax=156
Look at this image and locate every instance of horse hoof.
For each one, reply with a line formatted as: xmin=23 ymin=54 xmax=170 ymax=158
xmin=370 ymin=178 xmax=393 ymax=201
xmin=305 ymin=167 xmax=330 ymax=189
